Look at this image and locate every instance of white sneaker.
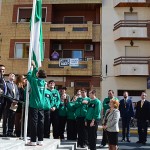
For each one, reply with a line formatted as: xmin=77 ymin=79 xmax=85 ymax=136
xmin=26 ymin=142 xmax=36 ymax=146
xmin=37 ymin=141 xmax=43 ymax=146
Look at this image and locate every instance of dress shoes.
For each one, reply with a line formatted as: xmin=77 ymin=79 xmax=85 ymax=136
xmin=136 ymin=141 xmax=142 ymax=144
xmin=121 ymin=139 xmax=125 ymax=142
xmin=142 ymin=142 xmax=146 ymax=145
xmin=127 ymin=139 xmax=131 ymax=142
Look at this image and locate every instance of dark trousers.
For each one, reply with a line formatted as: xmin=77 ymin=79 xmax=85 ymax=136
xmin=29 ymin=107 xmax=44 ymax=142
xmin=87 ymin=120 xmax=99 ymax=150
xmin=101 ymin=129 xmax=108 ymax=146
xmin=67 ymin=119 xmax=77 ymax=140
xmin=14 ymin=112 xmax=22 ymax=137
xmin=59 ymin=116 xmax=67 ymax=139
xmin=3 ymin=109 xmax=16 ymax=135
xmin=0 ymin=100 xmax=4 ymax=121
xmin=50 ymin=110 xmax=59 ymax=139
xmin=122 ymin=117 xmax=131 ymax=139
xmin=76 ymin=117 xmax=88 ymax=146
xmin=44 ymin=110 xmax=50 ymax=138
xmin=137 ymin=120 xmax=148 ymax=143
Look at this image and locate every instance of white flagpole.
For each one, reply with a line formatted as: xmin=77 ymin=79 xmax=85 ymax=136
xmin=24 ymin=0 xmax=36 ymax=144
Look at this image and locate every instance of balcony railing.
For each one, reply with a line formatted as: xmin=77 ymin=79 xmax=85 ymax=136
xmin=114 ymin=20 xmax=150 ymax=31
xmin=114 ymin=56 xmax=150 ymax=66
xmin=114 ymin=0 xmax=150 ymax=7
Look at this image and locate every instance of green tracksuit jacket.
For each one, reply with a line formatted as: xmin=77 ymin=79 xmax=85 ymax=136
xmin=67 ymin=101 xmax=76 ymax=120
xmin=44 ymin=89 xmax=53 ymax=110
xmin=49 ymin=89 xmax=60 ymax=109
xmin=75 ymin=97 xmax=90 ymax=117
xmin=85 ymin=98 xmax=102 ymax=121
xmin=59 ymin=102 xmax=67 ymax=117
xmin=27 ymin=68 xmax=46 ymax=109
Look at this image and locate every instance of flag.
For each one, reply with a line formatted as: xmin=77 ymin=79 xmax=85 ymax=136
xmin=30 ymin=0 xmax=43 ymax=68
xmin=24 ymin=0 xmax=43 ymax=144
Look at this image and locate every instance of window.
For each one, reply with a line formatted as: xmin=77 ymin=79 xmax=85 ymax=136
xmin=63 ymin=50 xmax=83 ymax=59
xmin=72 ymin=27 xmax=88 ymax=31
xmin=63 ymin=16 xmax=84 ymax=24
xmin=75 ymin=81 xmax=90 ymax=87
xmin=15 ymin=43 xmax=29 ymax=58
xmin=117 ymin=90 xmax=145 ymax=102
xmin=14 ymin=43 xmax=45 ymax=58
xmin=50 ymin=28 xmax=65 ymax=31
xmin=17 ymin=7 xmax=46 ymax=22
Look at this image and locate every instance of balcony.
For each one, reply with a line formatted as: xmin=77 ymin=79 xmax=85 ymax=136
xmin=42 ymin=58 xmax=93 ymax=76
xmin=114 ymin=20 xmax=150 ymax=40
xmin=114 ymin=56 xmax=149 ymax=76
xmin=12 ymin=21 xmax=101 ymax=41
xmin=47 ymin=21 xmax=93 ymax=40
xmin=114 ymin=0 xmax=150 ymax=7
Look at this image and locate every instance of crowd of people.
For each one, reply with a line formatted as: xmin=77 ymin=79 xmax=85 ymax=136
xmin=0 ymin=63 xmax=150 ymax=150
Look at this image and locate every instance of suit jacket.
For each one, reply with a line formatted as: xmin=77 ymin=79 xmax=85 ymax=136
xmin=0 ymin=77 xmax=7 ymax=104
xmin=103 ymin=109 xmax=120 ymax=132
xmin=135 ymin=100 xmax=150 ymax=121
xmin=5 ymin=81 xmax=19 ymax=109
xmin=119 ymin=98 xmax=134 ymax=118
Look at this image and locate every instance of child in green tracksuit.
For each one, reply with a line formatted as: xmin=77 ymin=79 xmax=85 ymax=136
xmin=58 ymin=94 xmax=68 ymax=139
xmin=85 ymin=90 xmax=102 ymax=150
xmin=48 ymin=80 xmax=60 ymax=139
xmin=67 ymin=95 xmax=77 ymax=140
xmin=27 ymin=63 xmax=47 ymax=146
xmin=75 ymin=89 xmax=90 ymax=148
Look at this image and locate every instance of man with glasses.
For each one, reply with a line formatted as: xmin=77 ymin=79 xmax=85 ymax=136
xmin=135 ymin=92 xmax=150 ymax=145
xmin=0 ymin=64 xmax=6 ymax=122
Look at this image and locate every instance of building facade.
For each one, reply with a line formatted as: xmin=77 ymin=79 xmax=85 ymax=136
xmin=0 ymin=0 xmax=102 ymax=98
xmin=102 ymin=0 xmax=150 ymax=101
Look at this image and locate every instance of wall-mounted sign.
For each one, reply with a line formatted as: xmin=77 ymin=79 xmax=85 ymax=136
xmin=59 ymin=58 xmax=79 ymax=67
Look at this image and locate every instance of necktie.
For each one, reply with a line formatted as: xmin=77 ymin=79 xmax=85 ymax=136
xmin=141 ymin=100 xmax=144 ymax=108
xmin=124 ymin=99 xmax=126 ymax=108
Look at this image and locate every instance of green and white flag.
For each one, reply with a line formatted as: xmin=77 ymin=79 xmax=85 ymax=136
xmin=30 ymin=0 xmax=43 ymax=68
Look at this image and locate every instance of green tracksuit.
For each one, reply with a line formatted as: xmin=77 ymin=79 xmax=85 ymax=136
xmin=49 ymin=89 xmax=60 ymax=109
xmin=75 ymin=97 xmax=90 ymax=117
xmin=86 ymin=98 xmax=102 ymax=121
xmin=59 ymin=102 xmax=67 ymax=117
xmin=103 ymin=96 xmax=118 ymax=115
xmin=67 ymin=101 xmax=76 ymax=120
xmin=27 ymin=68 xmax=46 ymax=109
xmin=44 ymin=89 xmax=53 ymax=110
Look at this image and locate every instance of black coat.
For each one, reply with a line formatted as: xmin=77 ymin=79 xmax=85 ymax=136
xmin=119 ymin=98 xmax=134 ymax=118
xmin=135 ymin=100 xmax=150 ymax=121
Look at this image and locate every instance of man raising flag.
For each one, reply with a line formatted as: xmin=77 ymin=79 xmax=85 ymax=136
xmin=24 ymin=0 xmax=46 ymax=146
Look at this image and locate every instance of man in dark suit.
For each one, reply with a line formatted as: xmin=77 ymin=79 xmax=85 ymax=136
xmin=0 ymin=64 xmax=7 ymax=122
xmin=3 ymin=73 xmax=19 ymax=137
xmin=119 ymin=91 xmax=134 ymax=142
xmin=135 ymin=92 xmax=150 ymax=145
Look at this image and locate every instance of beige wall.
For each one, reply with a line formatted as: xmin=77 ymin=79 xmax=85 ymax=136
xmin=102 ymin=0 xmax=150 ymax=100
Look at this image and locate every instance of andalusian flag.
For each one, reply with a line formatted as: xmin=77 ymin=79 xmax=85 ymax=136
xmin=30 ymin=0 xmax=43 ymax=68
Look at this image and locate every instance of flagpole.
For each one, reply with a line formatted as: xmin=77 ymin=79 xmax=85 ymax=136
xmin=24 ymin=0 xmax=36 ymax=144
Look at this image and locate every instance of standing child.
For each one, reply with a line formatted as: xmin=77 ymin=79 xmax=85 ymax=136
xmin=26 ymin=61 xmax=46 ymax=146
